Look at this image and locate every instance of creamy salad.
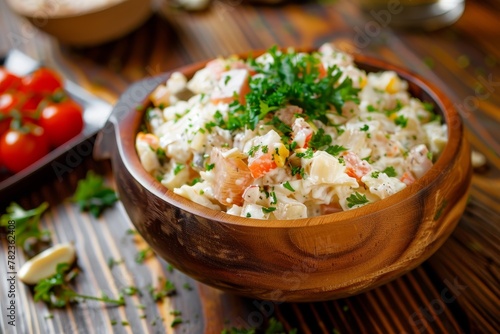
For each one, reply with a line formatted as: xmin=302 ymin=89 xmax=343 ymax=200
xmin=136 ymin=44 xmax=447 ymax=219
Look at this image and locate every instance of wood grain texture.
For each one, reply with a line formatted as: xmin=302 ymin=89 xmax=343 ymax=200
xmin=0 ymin=0 xmax=498 ymax=332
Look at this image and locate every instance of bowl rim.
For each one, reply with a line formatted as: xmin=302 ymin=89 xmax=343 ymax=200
xmin=6 ymin=0 xmax=148 ymax=20
xmin=109 ymin=48 xmax=463 ymax=228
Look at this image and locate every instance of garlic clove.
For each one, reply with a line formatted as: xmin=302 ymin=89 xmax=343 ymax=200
xmin=19 ymin=243 xmax=76 ymax=285
xmin=471 ymin=150 xmax=487 ymax=169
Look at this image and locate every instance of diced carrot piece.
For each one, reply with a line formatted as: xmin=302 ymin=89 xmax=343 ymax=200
xmin=343 ymin=152 xmax=371 ymax=181
xmin=401 ymin=171 xmax=416 ymax=186
xmin=248 ymin=153 xmax=277 ymax=179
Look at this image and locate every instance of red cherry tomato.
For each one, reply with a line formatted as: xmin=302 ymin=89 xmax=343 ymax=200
xmin=0 ymin=68 xmax=21 ymax=93
xmin=39 ymin=99 xmax=84 ymax=147
xmin=0 ymin=92 xmax=20 ymax=113
xmin=21 ymin=68 xmax=63 ymax=95
xmin=0 ymin=118 xmax=10 ymax=137
xmin=0 ymin=124 xmax=50 ymax=173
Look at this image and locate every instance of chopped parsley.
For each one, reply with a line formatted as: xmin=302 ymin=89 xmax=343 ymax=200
xmin=107 ymin=258 xmax=123 ymax=269
xmin=360 ymin=124 xmax=369 ymax=131
xmin=382 ymin=166 xmax=397 ymax=177
xmin=262 ymin=207 xmax=276 ymax=214
xmin=218 ymin=46 xmax=359 ymax=131
xmin=173 ymin=163 xmax=185 ymax=175
xmin=308 ymin=128 xmax=332 ymax=150
xmin=190 ymin=177 xmax=202 ymax=186
xmin=394 ymin=115 xmax=408 ymax=128
xmin=171 ymin=317 xmax=183 ymax=327
xmin=385 ymin=100 xmax=404 ymax=116
xmin=367 ymin=104 xmax=377 ymax=112
xmin=149 ymin=279 xmax=176 ymax=302
xmin=325 ymin=145 xmax=348 ymax=157
xmin=270 ymin=191 xmax=278 ymax=204
xmin=0 ymin=201 xmax=50 ymax=250
xmin=346 ymin=192 xmax=369 ymax=208
xmin=290 ymin=165 xmax=305 ymax=178
xmin=135 ymin=247 xmax=153 ymax=264
xmin=296 ymin=148 xmax=314 ymax=159
xmin=248 ymin=145 xmax=260 ymax=157
xmin=371 ymin=171 xmax=380 ymax=178
xmin=205 ymin=163 xmax=215 ymax=171
xmin=122 ymin=286 xmax=139 ymax=296
xmin=71 ymin=171 xmax=118 ymax=218
xmin=283 ymin=181 xmax=295 ymax=192
xmin=422 ymin=102 xmax=434 ymax=112
xmin=155 ymin=147 xmax=167 ymax=164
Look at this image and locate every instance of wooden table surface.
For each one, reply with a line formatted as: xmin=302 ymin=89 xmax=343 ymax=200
xmin=1 ymin=0 xmax=499 ymax=333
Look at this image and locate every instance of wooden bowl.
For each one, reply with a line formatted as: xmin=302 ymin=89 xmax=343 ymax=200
xmin=5 ymin=0 xmax=152 ymax=46
xmin=94 ymin=51 xmax=472 ymax=302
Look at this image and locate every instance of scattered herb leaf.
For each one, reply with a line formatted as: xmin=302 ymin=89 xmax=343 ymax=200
xmin=283 ymin=181 xmax=295 ymax=192
xmin=149 ymin=279 xmax=176 ymax=302
xmin=382 ymin=166 xmax=397 ymax=177
xmin=346 ymin=192 xmax=369 ymax=208
xmin=71 ymin=171 xmax=118 ymax=217
xmin=0 ymin=201 xmax=50 ymax=250
xmin=135 ymin=247 xmax=153 ymax=264
xmin=171 ymin=317 xmax=183 ymax=327
xmin=34 ymin=263 xmax=125 ymax=308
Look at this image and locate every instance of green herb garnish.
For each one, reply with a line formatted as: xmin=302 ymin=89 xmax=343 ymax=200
xmin=296 ymin=148 xmax=314 ymax=159
xmin=382 ymin=166 xmax=397 ymax=177
xmin=171 ymin=317 xmax=183 ymax=327
xmin=346 ymin=192 xmax=369 ymax=208
xmin=155 ymin=147 xmax=167 ymax=164
xmin=220 ymin=47 xmax=359 ymax=131
xmin=394 ymin=115 xmax=408 ymax=128
xmin=34 ymin=263 xmax=124 ymax=308
xmin=0 ymin=202 xmax=50 ymax=250
xmin=262 ymin=207 xmax=276 ymax=214
xmin=135 ymin=247 xmax=153 ymax=264
xmin=308 ymin=128 xmax=332 ymax=150
xmin=149 ymin=279 xmax=176 ymax=302
xmin=325 ymin=145 xmax=347 ymax=157
xmin=173 ymin=163 xmax=185 ymax=175
xmin=122 ymin=286 xmax=139 ymax=296
xmin=71 ymin=171 xmax=118 ymax=217
xmin=283 ymin=181 xmax=295 ymax=192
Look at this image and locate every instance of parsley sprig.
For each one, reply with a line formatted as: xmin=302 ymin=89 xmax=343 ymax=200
xmin=1 ymin=202 xmax=50 ymax=251
xmin=220 ymin=47 xmax=359 ymax=131
xmin=34 ymin=263 xmax=125 ymax=308
xmin=346 ymin=192 xmax=370 ymax=208
xmin=307 ymin=128 xmax=348 ymax=157
xmin=71 ymin=171 xmax=118 ymax=217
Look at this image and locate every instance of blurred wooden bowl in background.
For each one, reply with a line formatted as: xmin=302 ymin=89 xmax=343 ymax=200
xmin=6 ymin=0 xmax=152 ymax=46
